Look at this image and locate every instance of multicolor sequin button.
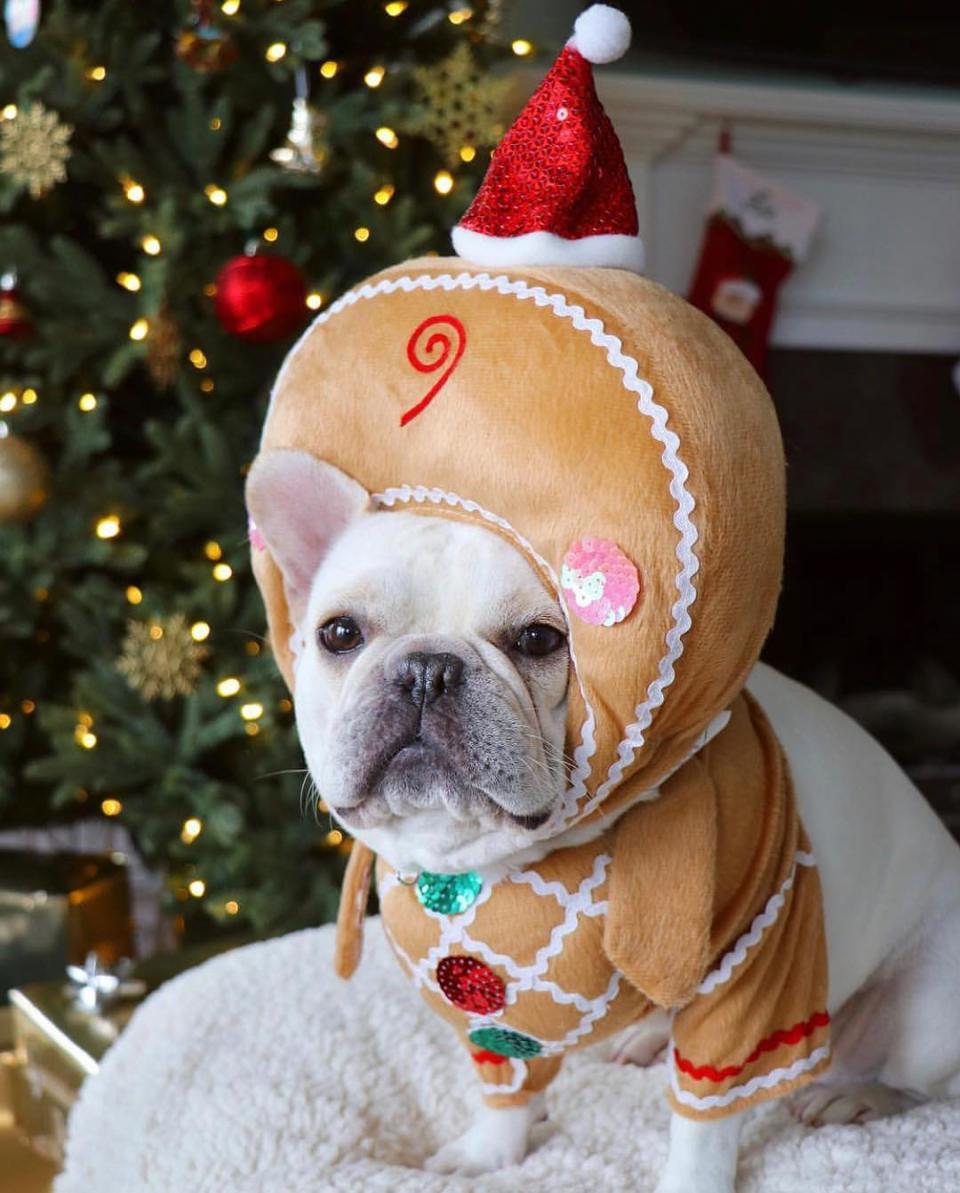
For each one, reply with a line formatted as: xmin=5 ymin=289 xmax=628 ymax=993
xmin=415 ymin=870 xmax=483 ymax=915
xmin=437 ymin=956 xmax=505 ymax=1014
xmin=468 ymin=1026 xmax=542 ymax=1059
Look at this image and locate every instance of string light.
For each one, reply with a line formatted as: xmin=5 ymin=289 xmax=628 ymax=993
xmin=212 ymin=562 xmax=232 ymax=581
xmin=448 ymin=7 xmax=472 ymax=24
xmin=373 ymin=183 xmax=394 ymax=205
xmin=244 ymin=641 xmax=261 ymax=655
xmin=101 ymin=797 xmax=122 ymax=816
xmin=240 ymin=702 xmax=263 ymax=721
xmin=21 ymin=700 xmax=35 ymax=714
xmin=78 ymin=392 xmax=97 ymax=412
xmin=126 ymin=585 xmax=143 ymax=604
xmin=200 ymin=379 xmax=215 ymax=393
xmin=375 ymin=126 xmax=398 ymax=149
xmin=129 ymin=317 xmax=149 ymax=340
xmin=189 ymin=348 xmax=207 ymax=369
xmin=203 ymin=282 xmax=217 ymax=297
xmin=2 ymin=104 xmax=17 ymax=120
xmin=305 ymin=291 xmax=324 ymax=310
xmin=141 ymin=235 xmax=161 ymax=255
xmin=0 ymin=392 xmax=16 ymax=413
xmin=190 ymin=621 xmax=211 ymax=642
xmin=80 ymin=731 xmax=98 ymax=749
xmin=459 ymin=145 xmax=476 ymax=162
xmin=77 ymin=712 xmax=94 ymax=727
xmin=216 ymin=677 xmax=240 ymax=697
xmin=278 ymin=698 xmax=293 ymax=713
xmin=319 ymin=60 xmax=338 ymax=79
xmin=221 ymin=0 xmax=240 ymax=12
xmin=354 ymin=226 xmax=370 ymax=242
xmin=188 ymin=878 xmax=206 ymax=897
xmin=434 ymin=169 xmax=454 ymax=195
xmin=384 ymin=0 xmax=407 ymax=13
xmin=181 ymin=817 xmax=203 ymax=843
xmin=96 ymin=515 xmax=121 ymax=539
xmin=116 ymin=271 xmax=141 ymax=291
xmin=122 ymin=178 xmax=145 ymax=203
xmin=364 ymin=65 xmax=385 ymax=88
xmin=511 ymin=38 xmax=534 ymax=56
xmin=204 ymin=184 xmax=228 ymax=206
xmin=244 ymin=722 xmax=260 ymax=736
xmin=86 ymin=65 xmax=107 ymax=81
xmin=21 ymin=388 xmax=37 ymax=405
xmin=265 ymin=42 xmax=287 ymax=63
xmin=0 ymin=714 xmax=11 ymax=730
xmin=325 ymin=829 xmax=344 ymax=846
xmin=209 ymin=117 xmax=222 ymax=131
xmin=148 ymin=623 xmax=164 ymax=641
xmin=204 ymin=541 xmax=222 ymax=560
xmin=263 ymin=226 xmax=279 ymax=242
xmin=225 ymin=899 xmax=240 ymax=915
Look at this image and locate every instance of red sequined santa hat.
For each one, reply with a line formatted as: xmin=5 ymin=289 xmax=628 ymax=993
xmin=452 ymin=4 xmax=642 ymax=273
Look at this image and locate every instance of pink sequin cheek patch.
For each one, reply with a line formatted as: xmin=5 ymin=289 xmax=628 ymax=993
xmin=561 ymin=537 xmax=641 ymax=627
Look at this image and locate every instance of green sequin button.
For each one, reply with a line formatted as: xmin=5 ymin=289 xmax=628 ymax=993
xmin=415 ymin=870 xmax=483 ymax=915
xmin=468 ymin=1026 xmax=543 ymax=1059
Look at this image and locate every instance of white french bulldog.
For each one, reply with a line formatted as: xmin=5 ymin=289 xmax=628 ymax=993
xmin=247 ymin=452 xmax=960 ymax=1193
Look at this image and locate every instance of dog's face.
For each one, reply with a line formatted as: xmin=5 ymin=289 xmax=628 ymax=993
xmin=296 ymin=511 xmax=569 ymax=872
xmin=246 ymin=449 xmax=570 ymax=874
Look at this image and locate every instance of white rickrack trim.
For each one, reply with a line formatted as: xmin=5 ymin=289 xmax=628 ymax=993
xmin=695 ymin=850 xmax=818 ymax=997
xmin=480 ymin=1057 xmax=527 ymax=1098
xmin=670 ymin=1043 xmax=831 ymax=1112
xmin=268 ymin=267 xmax=700 ymax=829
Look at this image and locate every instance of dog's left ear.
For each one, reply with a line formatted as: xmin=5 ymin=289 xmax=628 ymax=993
xmin=246 ymin=449 xmax=371 ymax=626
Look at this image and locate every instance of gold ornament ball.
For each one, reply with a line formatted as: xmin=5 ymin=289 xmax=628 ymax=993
xmin=0 ymin=431 xmax=50 ymax=523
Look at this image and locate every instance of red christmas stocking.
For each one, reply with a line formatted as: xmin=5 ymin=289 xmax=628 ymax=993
xmin=688 ymin=152 xmax=820 ymax=377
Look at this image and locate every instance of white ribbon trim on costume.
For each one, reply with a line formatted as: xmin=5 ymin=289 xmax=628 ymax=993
xmin=670 ymin=1043 xmax=831 ymax=1111
xmin=480 ymin=1057 xmax=527 ymax=1098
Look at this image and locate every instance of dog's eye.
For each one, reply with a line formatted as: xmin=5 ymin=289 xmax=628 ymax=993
xmin=514 ymin=623 xmax=566 ymax=658
xmin=318 ymin=616 xmax=364 ymax=655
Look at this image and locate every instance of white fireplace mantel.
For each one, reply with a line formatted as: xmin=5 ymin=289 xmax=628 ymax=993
xmin=595 ymin=71 xmax=960 ymax=354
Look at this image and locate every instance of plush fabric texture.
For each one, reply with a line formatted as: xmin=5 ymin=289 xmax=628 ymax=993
xmin=376 ymin=692 xmax=829 ymax=1117
xmin=57 ymin=924 xmax=960 ymax=1193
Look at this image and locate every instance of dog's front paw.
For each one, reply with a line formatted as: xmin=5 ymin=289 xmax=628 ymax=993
xmin=425 ymin=1101 xmax=538 ymax=1176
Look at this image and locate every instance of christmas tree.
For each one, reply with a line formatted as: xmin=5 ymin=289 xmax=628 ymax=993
xmin=0 ymin=0 xmax=523 ymax=940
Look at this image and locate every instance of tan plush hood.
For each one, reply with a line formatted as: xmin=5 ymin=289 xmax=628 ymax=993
xmin=251 ymin=256 xmax=785 ymax=836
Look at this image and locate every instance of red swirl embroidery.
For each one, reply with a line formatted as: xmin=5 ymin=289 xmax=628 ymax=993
xmin=401 ymin=314 xmax=466 ymax=427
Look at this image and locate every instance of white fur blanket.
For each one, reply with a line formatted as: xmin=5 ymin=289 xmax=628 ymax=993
xmin=57 ymin=921 xmax=960 ymax=1193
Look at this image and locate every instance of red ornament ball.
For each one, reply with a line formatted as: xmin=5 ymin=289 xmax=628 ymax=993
xmin=0 ymin=281 xmax=32 ymax=339
xmin=213 ymin=254 xmax=307 ymax=344
xmin=437 ymin=955 xmax=506 ymax=1014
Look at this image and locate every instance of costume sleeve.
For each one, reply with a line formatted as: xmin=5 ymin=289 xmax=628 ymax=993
xmin=452 ymin=1022 xmax=564 ymax=1109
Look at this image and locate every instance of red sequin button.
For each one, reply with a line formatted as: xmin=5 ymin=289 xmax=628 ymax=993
xmin=437 ymin=956 xmax=506 ymax=1014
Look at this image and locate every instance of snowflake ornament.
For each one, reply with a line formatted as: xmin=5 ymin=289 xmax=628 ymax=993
xmin=116 ymin=614 xmax=209 ymax=701
xmin=407 ymin=42 xmax=512 ymax=167
xmin=0 ymin=101 xmax=72 ymax=197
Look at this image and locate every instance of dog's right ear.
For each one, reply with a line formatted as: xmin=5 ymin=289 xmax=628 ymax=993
xmin=245 ymin=449 xmax=371 ymax=627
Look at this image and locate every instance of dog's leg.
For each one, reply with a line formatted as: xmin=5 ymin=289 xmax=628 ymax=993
xmin=656 ymin=1111 xmax=742 ymax=1193
xmin=425 ymin=1095 xmax=543 ymax=1176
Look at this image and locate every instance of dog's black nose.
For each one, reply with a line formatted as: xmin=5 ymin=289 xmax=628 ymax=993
xmin=397 ymin=651 xmax=463 ymax=707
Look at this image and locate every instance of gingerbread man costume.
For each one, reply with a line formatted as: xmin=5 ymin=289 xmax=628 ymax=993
xmin=249 ymin=6 xmax=830 ymax=1122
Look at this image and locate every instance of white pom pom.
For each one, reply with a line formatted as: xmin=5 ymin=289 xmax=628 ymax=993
xmin=571 ymin=4 xmax=632 ymax=65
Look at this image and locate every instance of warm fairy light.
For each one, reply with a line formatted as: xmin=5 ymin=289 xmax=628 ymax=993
xmin=21 ymin=700 xmax=36 ymax=714
xmin=96 ymin=515 xmax=121 ymax=539
xmin=263 ymin=226 xmax=279 ymax=242
xmin=200 ymin=378 xmax=215 ymax=393
xmin=265 ymin=41 xmax=287 ymax=62
xmin=245 ymin=640 xmax=261 ymax=655
xmin=511 ymin=38 xmax=534 ymax=56
xmin=80 ymin=731 xmax=98 ymax=749
xmin=87 ymin=65 xmax=107 ymax=81
xmin=203 ymin=282 xmax=217 ymax=297
xmin=448 ymin=7 xmax=472 ymax=24
xmin=434 ymin=169 xmax=454 ymax=195
xmin=459 ymin=145 xmax=476 ymax=162
xmin=141 ymin=235 xmax=161 ymax=255
xmin=354 ymin=226 xmax=370 ymax=242
xmin=325 ymin=829 xmax=344 ymax=846
xmin=101 ymin=797 xmax=122 ymax=816
xmin=384 ymin=0 xmax=407 ymax=12
xmin=209 ymin=117 xmax=222 ymax=131
xmin=278 ymin=698 xmax=293 ymax=713
xmin=129 ymin=317 xmax=149 ymax=341
xmin=373 ymin=183 xmax=395 ymax=205
xmin=212 ymin=562 xmax=233 ymax=581
xmin=77 ymin=712 xmax=94 ymax=728
xmin=21 ymin=388 xmax=37 ymax=405
xmin=375 ymin=126 xmax=398 ymax=149
xmin=181 ymin=817 xmax=203 ymax=843
xmin=204 ymin=540 xmax=222 ymax=560
xmin=244 ymin=722 xmax=260 ymax=736
xmin=188 ymin=878 xmax=206 ymax=897
xmin=0 ymin=714 xmax=11 ymax=730
xmin=225 ymin=899 xmax=240 ymax=915
xmin=117 ymin=271 xmax=141 ymax=291
xmin=0 ymin=392 xmax=16 ymax=413
xmin=364 ymin=65 xmax=386 ymax=88
xmin=216 ymin=677 xmax=241 ymax=697
xmin=240 ymin=702 xmax=264 ymax=721
xmin=189 ymin=348 xmax=207 ymax=369
xmin=305 ymin=291 xmax=324 ymax=310
xmin=2 ymin=104 xmax=17 ymax=119
xmin=205 ymin=184 xmax=228 ymax=206
xmin=78 ymin=392 xmax=97 ymax=411
xmin=123 ymin=178 xmax=145 ymax=203
xmin=190 ymin=621 xmax=211 ymax=642
xmin=126 ymin=585 xmax=143 ymax=604
xmin=221 ymin=0 xmax=240 ymax=12
xmin=319 ymin=60 xmax=338 ymax=79
xmin=148 ymin=624 xmax=164 ymax=641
